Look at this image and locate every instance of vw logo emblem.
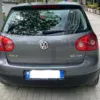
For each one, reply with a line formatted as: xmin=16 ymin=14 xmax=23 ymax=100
xmin=39 ymin=40 xmax=48 ymax=50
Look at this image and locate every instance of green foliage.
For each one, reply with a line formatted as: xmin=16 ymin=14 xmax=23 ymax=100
xmin=57 ymin=0 xmax=63 ymax=1
xmin=3 ymin=16 xmax=6 ymax=21
xmin=73 ymin=0 xmax=77 ymax=2
xmin=39 ymin=11 xmax=60 ymax=30
xmin=3 ymin=14 xmax=6 ymax=21
xmin=7 ymin=10 xmax=61 ymax=35
xmin=87 ymin=3 xmax=98 ymax=9
xmin=96 ymin=7 xmax=100 ymax=10
xmin=87 ymin=1 xmax=91 ymax=6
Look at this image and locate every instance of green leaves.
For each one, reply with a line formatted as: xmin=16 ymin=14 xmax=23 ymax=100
xmin=7 ymin=10 xmax=61 ymax=35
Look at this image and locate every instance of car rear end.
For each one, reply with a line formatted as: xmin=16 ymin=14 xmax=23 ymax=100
xmin=0 ymin=2 xmax=99 ymax=86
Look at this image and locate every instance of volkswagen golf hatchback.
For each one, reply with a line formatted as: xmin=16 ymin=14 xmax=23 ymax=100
xmin=0 ymin=2 xmax=99 ymax=87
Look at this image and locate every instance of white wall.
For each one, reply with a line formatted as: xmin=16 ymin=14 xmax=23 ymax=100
xmin=3 ymin=3 xmax=16 ymax=16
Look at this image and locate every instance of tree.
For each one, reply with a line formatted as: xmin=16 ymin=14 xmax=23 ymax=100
xmin=6 ymin=10 xmax=60 ymax=35
xmin=99 ymin=0 xmax=100 ymax=7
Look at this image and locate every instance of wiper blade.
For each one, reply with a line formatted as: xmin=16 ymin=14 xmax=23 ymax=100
xmin=42 ymin=29 xmax=76 ymax=35
xmin=42 ymin=30 xmax=65 ymax=35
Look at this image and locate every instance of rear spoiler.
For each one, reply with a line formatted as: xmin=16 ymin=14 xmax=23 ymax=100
xmin=11 ymin=4 xmax=82 ymax=10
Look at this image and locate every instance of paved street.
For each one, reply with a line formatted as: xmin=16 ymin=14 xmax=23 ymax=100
xmin=0 ymin=12 xmax=100 ymax=100
xmin=86 ymin=12 xmax=100 ymax=38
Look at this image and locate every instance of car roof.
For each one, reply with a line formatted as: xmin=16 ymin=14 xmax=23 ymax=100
xmin=12 ymin=1 xmax=80 ymax=8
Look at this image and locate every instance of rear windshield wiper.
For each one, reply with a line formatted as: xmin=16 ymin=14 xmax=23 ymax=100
xmin=42 ymin=30 xmax=65 ymax=35
xmin=42 ymin=29 xmax=75 ymax=35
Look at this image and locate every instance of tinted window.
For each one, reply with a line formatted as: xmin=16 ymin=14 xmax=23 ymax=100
xmin=2 ymin=9 xmax=89 ymax=36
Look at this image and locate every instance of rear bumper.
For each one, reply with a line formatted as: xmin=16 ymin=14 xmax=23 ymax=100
xmin=0 ymin=69 xmax=99 ymax=87
xmin=0 ymin=55 xmax=99 ymax=76
xmin=0 ymin=52 xmax=99 ymax=86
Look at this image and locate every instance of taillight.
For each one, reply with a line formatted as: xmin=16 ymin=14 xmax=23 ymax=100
xmin=75 ymin=33 xmax=98 ymax=51
xmin=0 ymin=35 xmax=14 ymax=52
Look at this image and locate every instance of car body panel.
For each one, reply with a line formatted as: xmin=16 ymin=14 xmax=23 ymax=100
xmin=0 ymin=2 xmax=99 ymax=86
xmin=1 ymin=33 xmax=88 ymax=64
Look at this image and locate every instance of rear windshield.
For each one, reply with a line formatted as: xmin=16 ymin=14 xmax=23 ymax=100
xmin=2 ymin=8 xmax=90 ymax=36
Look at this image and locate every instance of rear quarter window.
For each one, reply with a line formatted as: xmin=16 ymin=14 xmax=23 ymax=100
xmin=2 ymin=7 xmax=91 ymax=36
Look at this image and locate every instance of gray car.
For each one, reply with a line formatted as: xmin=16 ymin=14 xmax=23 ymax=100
xmin=0 ymin=2 xmax=99 ymax=87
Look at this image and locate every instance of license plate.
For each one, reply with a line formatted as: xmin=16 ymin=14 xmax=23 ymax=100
xmin=25 ymin=70 xmax=64 ymax=80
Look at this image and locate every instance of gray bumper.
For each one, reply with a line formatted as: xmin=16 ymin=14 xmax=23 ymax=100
xmin=0 ymin=56 xmax=99 ymax=77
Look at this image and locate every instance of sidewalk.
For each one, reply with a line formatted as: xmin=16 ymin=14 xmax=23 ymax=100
xmin=86 ymin=11 xmax=100 ymax=40
xmin=86 ymin=11 xmax=100 ymax=18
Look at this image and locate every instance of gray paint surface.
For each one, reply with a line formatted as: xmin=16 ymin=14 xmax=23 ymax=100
xmin=0 ymin=3 xmax=99 ymax=77
xmin=0 ymin=11 xmax=100 ymax=100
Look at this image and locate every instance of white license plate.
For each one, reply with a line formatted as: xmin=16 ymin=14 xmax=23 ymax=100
xmin=25 ymin=70 xmax=64 ymax=79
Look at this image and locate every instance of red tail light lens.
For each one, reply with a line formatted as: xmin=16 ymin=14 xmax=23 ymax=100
xmin=75 ymin=33 xmax=98 ymax=51
xmin=0 ymin=35 xmax=14 ymax=52
xmin=0 ymin=36 xmax=4 ymax=51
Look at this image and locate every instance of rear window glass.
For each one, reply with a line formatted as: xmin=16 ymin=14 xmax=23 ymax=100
xmin=2 ymin=9 xmax=89 ymax=36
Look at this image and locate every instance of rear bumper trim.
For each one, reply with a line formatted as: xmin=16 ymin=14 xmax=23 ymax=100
xmin=0 ymin=69 xmax=99 ymax=87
